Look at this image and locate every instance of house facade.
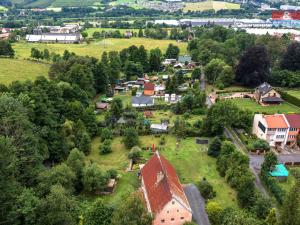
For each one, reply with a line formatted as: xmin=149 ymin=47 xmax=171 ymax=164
xmin=144 ymin=83 xmax=155 ymax=96
xmin=285 ymin=114 xmax=300 ymax=146
xmin=140 ymin=152 xmax=192 ymax=225
xmin=253 ymin=114 xmax=300 ymax=147
xmin=253 ymin=82 xmax=283 ymax=105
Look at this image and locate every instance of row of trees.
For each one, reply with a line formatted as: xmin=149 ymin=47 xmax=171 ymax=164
xmin=188 ymin=26 xmax=300 ymax=88
xmin=207 ymin=139 xmax=273 ymax=224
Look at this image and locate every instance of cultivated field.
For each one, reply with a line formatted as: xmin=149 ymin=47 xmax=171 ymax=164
xmin=0 ymin=58 xmax=50 ymax=85
xmin=227 ymin=98 xmax=300 ymax=114
xmin=13 ymin=38 xmax=188 ymax=59
xmin=183 ymin=0 xmax=240 ymax=12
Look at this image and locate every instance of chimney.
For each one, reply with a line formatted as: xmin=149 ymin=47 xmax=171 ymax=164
xmin=156 ymin=171 xmax=164 ymax=186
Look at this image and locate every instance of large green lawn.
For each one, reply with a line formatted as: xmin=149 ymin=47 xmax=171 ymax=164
xmin=85 ymin=135 xmax=237 ymax=208
xmin=13 ymin=38 xmax=187 ymax=59
xmin=0 ymin=58 xmax=50 ymax=85
xmin=227 ymin=98 xmax=300 ymax=114
xmin=287 ymin=90 xmax=300 ymax=99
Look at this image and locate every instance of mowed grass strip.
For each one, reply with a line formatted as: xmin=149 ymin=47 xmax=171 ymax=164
xmin=0 ymin=58 xmax=50 ymax=85
xmin=227 ymin=98 xmax=300 ymax=114
xmin=13 ymin=38 xmax=188 ymax=59
xmin=287 ymin=90 xmax=300 ymax=99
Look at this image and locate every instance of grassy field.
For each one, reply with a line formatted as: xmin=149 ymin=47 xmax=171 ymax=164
xmin=227 ymin=98 xmax=300 ymax=114
xmin=183 ymin=0 xmax=240 ymax=12
xmin=0 ymin=5 xmax=7 ymax=11
xmin=86 ymin=28 xmax=140 ymax=37
xmin=84 ymin=135 xmax=237 ymax=208
xmin=0 ymin=58 xmax=50 ymax=85
xmin=287 ymin=90 xmax=300 ymax=99
xmin=13 ymin=38 xmax=187 ymax=59
xmin=277 ymin=168 xmax=300 ymax=193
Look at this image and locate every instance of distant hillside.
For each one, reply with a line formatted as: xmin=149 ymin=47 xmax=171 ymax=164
xmin=1 ymin=0 xmax=99 ymax=8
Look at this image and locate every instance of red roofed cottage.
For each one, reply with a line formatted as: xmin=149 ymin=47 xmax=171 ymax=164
xmin=144 ymin=83 xmax=155 ymax=96
xmin=140 ymin=152 xmax=192 ymax=225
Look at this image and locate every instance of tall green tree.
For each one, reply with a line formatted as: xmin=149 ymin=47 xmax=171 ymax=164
xmin=84 ymin=199 xmax=113 ymax=225
xmin=112 ymin=194 xmax=152 ymax=225
xmin=165 ymin=43 xmax=180 ymax=59
xmin=82 ymin=163 xmax=108 ymax=193
xmin=36 ymin=184 xmax=79 ymax=225
xmin=236 ymin=46 xmax=270 ymax=87
xmin=149 ymin=48 xmax=162 ymax=72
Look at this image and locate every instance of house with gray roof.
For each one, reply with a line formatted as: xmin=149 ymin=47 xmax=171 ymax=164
xmin=254 ymin=82 xmax=283 ymax=105
xmin=178 ymin=55 xmax=192 ymax=64
xmin=132 ymin=96 xmax=154 ymax=107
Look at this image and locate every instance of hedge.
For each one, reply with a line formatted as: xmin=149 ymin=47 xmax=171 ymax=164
xmin=278 ymin=90 xmax=300 ymax=108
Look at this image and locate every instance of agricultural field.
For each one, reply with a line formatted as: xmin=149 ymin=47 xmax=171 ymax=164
xmin=13 ymin=38 xmax=187 ymax=59
xmin=85 ymin=135 xmax=237 ymax=208
xmin=109 ymin=0 xmax=145 ymax=9
xmin=183 ymin=0 xmax=240 ymax=12
xmin=0 ymin=5 xmax=7 ymax=11
xmin=86 ymin=28 xmax=140 ymax=37
xmin=0 ymin=58 xmax=50 ymax=85
xmin=227 ymin=98 xmax=300 ymax=114
xmin=287 ymin=90 xmax=300 ymax=99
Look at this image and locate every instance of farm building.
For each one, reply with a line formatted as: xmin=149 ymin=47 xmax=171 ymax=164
xmin=26 ymin=33 xmax=82 ymax=44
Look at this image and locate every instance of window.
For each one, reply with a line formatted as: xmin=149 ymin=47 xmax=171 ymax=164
xmin=180 ymin=217 xmax=184 ymax=220
xmin=172 ymin=201 xmax=175 ymax=205
xmin=171 ymin=218 xmax=174 ymax=221
xmin=290 ymin=128 xmax=297 ymax=131
xmin=268 ymin=128 xmax=276 ymax=131
xmin=258 ymin=121 xmax=266 ymax=133
xmin=276 ymin=135 xmax=284 ymax=139
xmin=177 ymin=209 xmax=179 ymax=212
xmin=161 ymin=219 xmax=165 ymax=223
xmin=278 ymin=128 xmax=287 ymax=132
xmin=167 ymin=211 xmax=169 ymax=214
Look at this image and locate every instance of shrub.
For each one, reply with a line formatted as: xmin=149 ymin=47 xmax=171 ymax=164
xmin=99 ymin=139 xmax=112 ymax=155
xmin=208 ymin=136 xmax=222 ymax=158
xmin=160 ymin=135 xmax=166 ymax=145
xmin=206 ymin=201 xmax=223 ymax=225
xmin=252 ymin=139 xmax=270 ymax=151
xmin=123 ymin=128 xmax=139 ymax=149
xmin=101 ymin=128 xmax=112 ymax=141
xmin=107 ymin=169 xmax=118 ymax=179
xmin=128 ymin=146 xmax=142 ymax=162
xmin=197 ymin=178 xmax=216 ymax=200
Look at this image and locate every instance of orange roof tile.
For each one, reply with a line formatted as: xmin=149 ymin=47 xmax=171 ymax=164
xmin=141 ymin=152 xmax=190 ymax=214
xmin=265 ymin=114 xmax=288 ymax=129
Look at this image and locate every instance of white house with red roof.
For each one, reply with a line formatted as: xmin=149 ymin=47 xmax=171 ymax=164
xmin=140 ymin=151 xmax=192 ymax=225
xmin=253 ymin=114 xmax=300 ymax=147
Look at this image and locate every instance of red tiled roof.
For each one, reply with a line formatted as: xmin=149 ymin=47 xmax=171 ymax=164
xmin=141 ymin=152 xmax=190 ymax=214
xmin=264 ymin=114 xmax=288 ymax=128
xmin=144 ymin=83 xmax=155 ymax=91
xmin=285 ymin=114 xmax=300 ymax=128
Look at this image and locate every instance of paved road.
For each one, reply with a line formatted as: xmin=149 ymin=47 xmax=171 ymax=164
xmin=184 ymin=184 xmax=210 ymax=225
xmin=200 ymin=67 xmax=206 ymax=91
xmin=224 ymin=127 xmax=269 ymax=197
